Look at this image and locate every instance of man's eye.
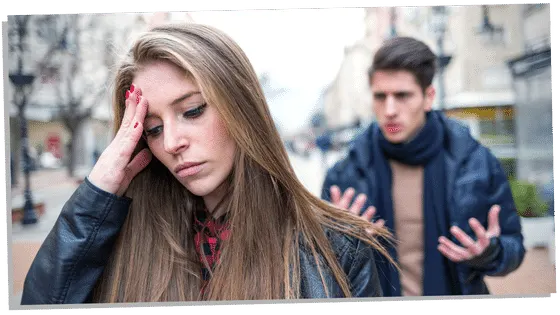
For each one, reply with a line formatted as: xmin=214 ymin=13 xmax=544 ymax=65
xmin=374 ymin=94 xmax=386 ymax=101
xmin=183 ymin=103 xmax=207 ymax=119
xmin=395 ymin=93 xmax=411 ymax=99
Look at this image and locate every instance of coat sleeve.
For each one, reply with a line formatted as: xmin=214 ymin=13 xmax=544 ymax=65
xmin=21 ymin=178 xmax=131 ymax=305
xmin=320 ymin=165 xmax=339 ymax=202
xmin=320 ymin=160 xmax=356 ymax=203
xmin=475 ymin=150 xmax=526 ymax=276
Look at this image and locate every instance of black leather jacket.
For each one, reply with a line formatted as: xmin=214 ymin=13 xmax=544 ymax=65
xmin=21 ymin=178 xmax=382 ymax=304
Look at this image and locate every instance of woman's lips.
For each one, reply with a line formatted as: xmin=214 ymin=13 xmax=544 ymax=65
xmin=175 ymin=162 xmax=205 ymax=177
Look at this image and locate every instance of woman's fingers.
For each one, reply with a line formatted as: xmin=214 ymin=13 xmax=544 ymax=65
xmin=117 ymin=85 xmax=141 ymax=133
xmin=87 ymin=85 xmax=150 ymax=196
xmin=116 ymin=148 xmax=153 ymax=196
xmin=114 ymin=87 xmax=148 ymax=167
xmin=127 ymin=148 xmax=152 ymax=178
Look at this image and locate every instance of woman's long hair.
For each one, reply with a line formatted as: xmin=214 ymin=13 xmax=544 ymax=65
xmin=92 ymin=23 xmax=394 ymax=302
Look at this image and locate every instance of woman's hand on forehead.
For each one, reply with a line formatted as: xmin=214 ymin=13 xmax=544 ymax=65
xmin=87 ymin=84 xmax=152 ymax=197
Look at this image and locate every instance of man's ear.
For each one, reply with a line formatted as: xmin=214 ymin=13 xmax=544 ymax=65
xmin=424 ymin=85 xmax=436 ymax=111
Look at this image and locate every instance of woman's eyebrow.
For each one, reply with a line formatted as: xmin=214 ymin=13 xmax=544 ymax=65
xmin=145 ymin=91 xmax=202 ymax=119
xmin=169 ymin=91 xmax=202 ymax=106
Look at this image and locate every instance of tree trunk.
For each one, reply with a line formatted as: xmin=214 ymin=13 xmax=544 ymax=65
xmin=67 ymin=132 xmax=77 ymax=178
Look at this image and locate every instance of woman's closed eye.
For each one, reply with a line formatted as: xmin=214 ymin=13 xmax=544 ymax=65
xmin=143 ymin=103 xmax=208 ymax=138
xmin=183 ymin=103 xmax=207 ymax=119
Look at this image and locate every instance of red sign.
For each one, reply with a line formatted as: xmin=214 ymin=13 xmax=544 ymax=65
xmin=46 ymin=133 xmax=62 ymax=159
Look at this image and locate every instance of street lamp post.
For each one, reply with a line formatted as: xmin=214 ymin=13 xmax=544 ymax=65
xmin=389 ymin=7 xmax=398 ymax=38
xmin=9 ymin=16 xmax=38 ymax=225
xmin=431 ymin=6 xmax=453 ymax=110
xmin=475 ymin=5 xmax=504 ymax=45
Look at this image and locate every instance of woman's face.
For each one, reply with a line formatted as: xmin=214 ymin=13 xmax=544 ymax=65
xmin=132 ymin=60 xmax=236 ymax=211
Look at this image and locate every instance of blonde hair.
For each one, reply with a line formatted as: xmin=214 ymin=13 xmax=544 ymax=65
xmin=92 ymin=23 xmax=394 ymax=302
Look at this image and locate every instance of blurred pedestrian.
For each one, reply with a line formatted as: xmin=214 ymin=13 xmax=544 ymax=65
xmin=321 ymin=36 xmax=525 ymax=296
xmin=21 ymin=23 xmax=393 ymax=304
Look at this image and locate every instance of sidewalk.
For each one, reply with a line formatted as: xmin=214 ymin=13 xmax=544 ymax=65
xmin=8 ymin=167 xmax=557 ymax=307
xmin=10 ymin=168 xmax=82 ymax=241
xmin=9 ymin=168 xmax=82 ymax=307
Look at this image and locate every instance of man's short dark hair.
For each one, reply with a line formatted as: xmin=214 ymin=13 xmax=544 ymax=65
xmin=368 ymin=36 xmax=436 ymax=92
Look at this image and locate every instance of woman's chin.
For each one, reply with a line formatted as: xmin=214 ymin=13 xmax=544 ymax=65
xmin=178 ymin=180 xmax=216 ymax=198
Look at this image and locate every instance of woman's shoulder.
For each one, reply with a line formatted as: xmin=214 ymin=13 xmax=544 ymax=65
xmin=324 ymin=228 xmax=372 ymax=259
xmin=296 ymin=223 xmax=380 ymax=268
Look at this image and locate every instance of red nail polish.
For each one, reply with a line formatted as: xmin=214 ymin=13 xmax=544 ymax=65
xmin=134 ymin=122 xmax=138 ymax=128
xmin=130 ymin=84 xmax=135 ymax=93
xmin=125 ymin=90 xmax=130 ymax=99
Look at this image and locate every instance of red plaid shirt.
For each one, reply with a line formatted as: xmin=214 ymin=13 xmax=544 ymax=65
xmin=193 ymin=209 xmax=230 ymax=294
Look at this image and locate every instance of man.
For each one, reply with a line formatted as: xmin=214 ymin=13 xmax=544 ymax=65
xmin=321 ymin=36 xmax=525 ymax=296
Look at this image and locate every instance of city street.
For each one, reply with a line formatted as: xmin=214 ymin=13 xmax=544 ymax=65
xmin=8 ymin=155 xmax=556 ymax=307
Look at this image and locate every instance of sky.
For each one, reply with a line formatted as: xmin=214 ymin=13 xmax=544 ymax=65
xmin=185 ymin=8 xmax=367 ymax=134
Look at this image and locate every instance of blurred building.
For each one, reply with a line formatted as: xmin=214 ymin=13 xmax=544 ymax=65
xmin=322 ymin=4 xmax=551 ymax=181
xmin=7 ymin=12 xmax=194 ymax=181
xmin=507 ymin=4 xmax=552 ymax=184
xmin=322 ymin=38 xmax=376 ymax=128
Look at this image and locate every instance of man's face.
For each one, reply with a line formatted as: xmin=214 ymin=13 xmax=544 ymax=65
xmin=371 ymin=70 xmax=435 ymax=144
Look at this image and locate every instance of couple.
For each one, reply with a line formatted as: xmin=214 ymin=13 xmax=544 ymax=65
xmin=21 ymin=23 xmax=524 ymax=304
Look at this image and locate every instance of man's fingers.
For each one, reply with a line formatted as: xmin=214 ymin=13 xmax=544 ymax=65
xmin=438 ymin=236 xmax=472 ymax=261
xmin=487 ymin=205 xmax=502 ymax=237
xmin=360 ymin=205 xmax=376 ymax=222
xmin=338 ymin=187 xmax=355 ymax=209
xmin=450 ymin=226 xmax=476 ymax=249
xmin=349 ymin=194 xmax=367 ymax=215
xmin=451 ymin=225 xmax=484 ymax=256
xmin=438 ymin=243 xmax=465 ymax=263
xmin=438 ymin=236 xmax=471 ymax=261
xmin=374 ymin=218 xmax=385 ymax=228
xmin=330 ymin=185 xmax=341 ymax=204
xmin=469 ymin=218 xmax=489 ymax=248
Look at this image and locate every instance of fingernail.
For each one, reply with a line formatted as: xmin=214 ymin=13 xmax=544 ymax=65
xmin=125 ymin=90 xmax=130 ymax=99
xmin=134 ymin=122 xmax=139 ymax=129
xmin=130 ymin=84 xmax=135 ymax=93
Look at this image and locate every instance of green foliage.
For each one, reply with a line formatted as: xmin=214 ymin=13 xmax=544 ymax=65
xmin=498 ymin=158 xmax=516 ymax=179
xmin=509 ymin=179 xmax=549 ymax=217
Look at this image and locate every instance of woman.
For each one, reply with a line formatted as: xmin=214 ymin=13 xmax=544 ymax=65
xmin=21 ymin=23 xmax=394 ymax=304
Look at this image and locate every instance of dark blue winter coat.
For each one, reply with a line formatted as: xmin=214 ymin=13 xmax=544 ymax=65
xmin=321 ymin=112 xmax=525 ymax=295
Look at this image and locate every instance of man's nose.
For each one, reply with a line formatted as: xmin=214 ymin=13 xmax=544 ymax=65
xmin=385 ymin=96 xmax=397 ymax=117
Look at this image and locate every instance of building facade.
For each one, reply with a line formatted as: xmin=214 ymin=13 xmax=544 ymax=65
xmin=7 ymin=12 xmax=194 ymax=183
xmin=507 ymin=4 xmax=552 ymax=184
xmin=322 ymin=4 xmax=550 ymax=180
